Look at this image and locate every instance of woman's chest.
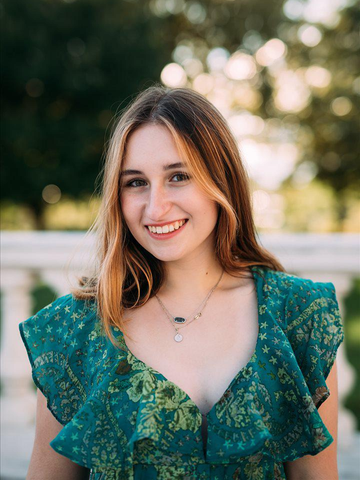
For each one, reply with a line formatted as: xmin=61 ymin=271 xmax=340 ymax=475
xmin=122 ymin=283 xmax=259 ymax=415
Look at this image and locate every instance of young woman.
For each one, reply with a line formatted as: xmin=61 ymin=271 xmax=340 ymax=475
xmin=20 ymin=85 xmax=344 ymax=479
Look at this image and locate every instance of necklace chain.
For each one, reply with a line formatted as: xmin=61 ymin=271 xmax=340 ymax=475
xmin=155 ymin=270 xmax=224 ymax=342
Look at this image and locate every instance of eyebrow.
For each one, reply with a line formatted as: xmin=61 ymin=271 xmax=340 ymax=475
xmin=120 ymin=162 xmax=186 ymax=177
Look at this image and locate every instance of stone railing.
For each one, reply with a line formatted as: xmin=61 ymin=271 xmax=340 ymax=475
xmin=1 ymin=231 xmax=358 ymax=449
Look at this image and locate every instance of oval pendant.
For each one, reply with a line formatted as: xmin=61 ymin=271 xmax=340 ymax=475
xmin=174 ymin=317 xmax=186 ymax=324
xmin=174 ymin=333 xmax=183 ymax=342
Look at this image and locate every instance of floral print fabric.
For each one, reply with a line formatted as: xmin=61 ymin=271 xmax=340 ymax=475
xmin=19 ymin=266 xmax=344 ymax=479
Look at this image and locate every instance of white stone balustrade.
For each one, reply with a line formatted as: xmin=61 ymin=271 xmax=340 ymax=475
xmin=0 ymin=231 xmax=359 ymax=449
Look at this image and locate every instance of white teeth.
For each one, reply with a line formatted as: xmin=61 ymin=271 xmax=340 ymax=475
xmin=147 ymin=220 xmax=186 ymax=234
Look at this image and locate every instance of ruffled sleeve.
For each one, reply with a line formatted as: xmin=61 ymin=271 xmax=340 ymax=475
xmin=285 ymin=279 xmax=345 ymax=409
xmin=19 ymin=294 xmax=137 ymax=473
xmin=19 ymin=294 xmax=90 ymax=426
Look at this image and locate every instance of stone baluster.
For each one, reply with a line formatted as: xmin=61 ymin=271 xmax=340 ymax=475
xmin=0 ymin=269 xmax=37 ymax=425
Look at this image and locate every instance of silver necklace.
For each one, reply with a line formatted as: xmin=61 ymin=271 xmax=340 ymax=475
xmin=155 ymin=270 xmax=224 ymax=343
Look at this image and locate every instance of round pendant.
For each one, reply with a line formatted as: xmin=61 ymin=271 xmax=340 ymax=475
xmin=174 ymin=333 xmax=183 ymax=342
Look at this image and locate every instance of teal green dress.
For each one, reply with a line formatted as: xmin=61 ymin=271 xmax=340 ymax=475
xmin=19 ymin=266 xmax=344 ymax=479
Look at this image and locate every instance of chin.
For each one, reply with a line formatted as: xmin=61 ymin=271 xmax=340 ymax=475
xmin=148 ymin=250 xmax=187 ymax=263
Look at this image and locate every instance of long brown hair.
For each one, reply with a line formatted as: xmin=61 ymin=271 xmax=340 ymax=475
xmin=71 ymin=84 xmax=284 ymax=349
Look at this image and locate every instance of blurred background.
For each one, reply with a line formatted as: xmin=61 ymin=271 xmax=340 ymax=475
xmin=1 ymin=0 xmax=359 ymax=477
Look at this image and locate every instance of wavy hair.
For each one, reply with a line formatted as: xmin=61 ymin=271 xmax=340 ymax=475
xmin=71 ymin=84 xmax=285 ymax=349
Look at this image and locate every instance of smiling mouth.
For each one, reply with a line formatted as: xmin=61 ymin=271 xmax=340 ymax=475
xmin=146 ymin=219 xmax=188 ymax=234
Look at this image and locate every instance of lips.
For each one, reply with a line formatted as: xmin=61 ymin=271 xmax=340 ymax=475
xmin=146 ymin=218 xmax=188 ymax=227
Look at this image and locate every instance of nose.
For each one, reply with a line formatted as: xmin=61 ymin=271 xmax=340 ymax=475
xmin=145 ymin=183 xmax=172 ymax=221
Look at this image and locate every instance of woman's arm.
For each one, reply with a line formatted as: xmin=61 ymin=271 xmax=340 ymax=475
xmin=283 ymin=360 xmax=339 ymax=480
xmin=26 ymin=389 xmax=90 ymax=480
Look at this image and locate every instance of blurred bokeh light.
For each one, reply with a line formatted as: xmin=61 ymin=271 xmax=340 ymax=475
xmin=1 ymin=0 xmax=359 ymax=233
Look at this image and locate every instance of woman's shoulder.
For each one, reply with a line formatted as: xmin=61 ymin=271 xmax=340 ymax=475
xmin=18 ymin=292 xmax=120 ymax=427
xmin=252 ymin=266 xmax=343 ymax=340
xmin=253 ymin=265 xmax=338 ymax=306
xmin=19 ymin=293 xmax=99 ymax=344
xmin=255 ymin=266 xmax=344 ymax=397
xmin=263 ymin=267 xmax=341 ymax=326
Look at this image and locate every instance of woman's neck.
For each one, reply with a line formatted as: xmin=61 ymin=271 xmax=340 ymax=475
xmin=154 ymin=262 xmax=252 ymax=323
xmin=160 ymin=260 xmax=224 ymax=300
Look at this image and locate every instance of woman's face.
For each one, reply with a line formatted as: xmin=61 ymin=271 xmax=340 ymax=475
xmin=119 ymin=124 xmax=219 ymax=263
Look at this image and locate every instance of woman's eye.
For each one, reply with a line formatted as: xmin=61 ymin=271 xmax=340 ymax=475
xmin=171 ymin=172 xmax=190 ymax=182
xmin=125 ymin=172 xmax=190 ymax=188
xmin=126 ymin=179 xmax=146 ymax=188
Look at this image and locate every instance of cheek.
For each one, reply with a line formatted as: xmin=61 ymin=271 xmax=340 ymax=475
xmin=204 ymin=203 xmax=219 ymax=232
xmin=196 ymin=198 xmax=219 ymax=220
xmin=120 ymin=193 xmax=139 ymax=223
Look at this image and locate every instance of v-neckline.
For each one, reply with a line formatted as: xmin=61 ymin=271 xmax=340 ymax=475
xmin=114 ymin=265 xmax=264 ymax=419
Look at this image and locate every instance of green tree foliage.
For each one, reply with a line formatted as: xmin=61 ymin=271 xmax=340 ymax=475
xmin=172 ymin=0 xmax=359 ymax=195
xmin=1 ymin=0 xmax=359 ymax=228
xmin=278 ymin=4 xmax=360 ymax=196
xmin=1 ymin=0 xmax=183 ymax=227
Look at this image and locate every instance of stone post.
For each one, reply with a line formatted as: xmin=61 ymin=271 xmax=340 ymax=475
xmin=0 ymin=269 xmax=37 ymax=425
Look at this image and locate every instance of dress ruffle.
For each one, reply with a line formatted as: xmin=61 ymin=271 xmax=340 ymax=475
xmin=19 ymin=294 xmax=89 ymax=426
xmin=50 ymin=349 xmax=205 ymax=475
xmin=202 ymin=280 xmax=340 ymax=463
xmin=19 ymin=267 xmax=344 ymax=478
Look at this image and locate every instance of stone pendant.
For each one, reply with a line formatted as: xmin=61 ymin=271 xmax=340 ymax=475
xmin=174 ymin=333 xmax=183 ymax=342
xmin=174 ymin=317 xmax=186 ymax=324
